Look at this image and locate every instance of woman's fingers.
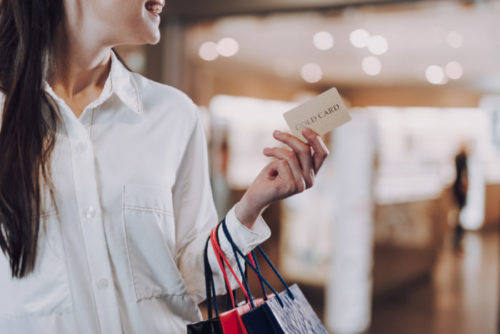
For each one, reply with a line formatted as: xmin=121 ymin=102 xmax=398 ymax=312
xmin=301 ymin=128 xmax=330 ymax=173
xmin=271 ymin=130 xmax=315 ymax=188
xmin=266 ymin=158 xmax=301 ymax=197
xmin=261 ymin=128 xmax=329 ymax=200
xmin=263 ymin=147 xmax=306 ymax=193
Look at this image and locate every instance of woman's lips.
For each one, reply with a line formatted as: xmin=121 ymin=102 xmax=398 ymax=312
xmin=145 ymin=1 xmax=165 ymax=15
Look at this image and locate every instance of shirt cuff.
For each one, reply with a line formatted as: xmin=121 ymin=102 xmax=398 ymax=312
xmin=217 ymin=204 xmax=271 ymax=256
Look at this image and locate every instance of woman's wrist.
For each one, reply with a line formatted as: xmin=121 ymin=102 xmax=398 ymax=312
xmin=234 ymin=193 xmax=266 ymax=229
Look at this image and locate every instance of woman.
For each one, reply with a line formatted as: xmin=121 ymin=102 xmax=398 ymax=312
xmin=0 ymin=0 xmax=329 ymax=333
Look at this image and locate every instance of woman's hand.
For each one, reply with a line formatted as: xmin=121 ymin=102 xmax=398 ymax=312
xmin=235 ymin=127 xmax=329 ymax=229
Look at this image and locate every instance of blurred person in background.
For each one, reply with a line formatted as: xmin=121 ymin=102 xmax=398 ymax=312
xmin=452 ymin=142 xmax=469 ymax=253
xmin=0 ymin=0 xmax=330 ymax=333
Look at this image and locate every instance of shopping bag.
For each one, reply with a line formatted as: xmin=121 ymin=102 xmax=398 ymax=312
xmin=186 ymin=237 xmax=223 ymax=334
xmin=220 ymin=220 xmax=328 ymax=334
xmin=188 ymin=221 xmax=265 ymax=334
xmin=254 ymin=283 xmax=327 ymax=334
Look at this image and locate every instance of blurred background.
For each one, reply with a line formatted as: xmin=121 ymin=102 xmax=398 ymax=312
xmin=116 ymin=0 xmax=500 ymax=333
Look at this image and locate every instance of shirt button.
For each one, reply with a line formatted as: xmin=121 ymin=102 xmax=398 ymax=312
xmin=75 ymin=142 xmax=87 ymax=154
xmin=96 ymin=278 xmax=109 ymax=289
xmin=85 ymin=206 xmax=96 ymax=219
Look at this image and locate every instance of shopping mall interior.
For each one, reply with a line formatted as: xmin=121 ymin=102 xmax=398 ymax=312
xmin=115 ymin=0 xmax=500 ymax=332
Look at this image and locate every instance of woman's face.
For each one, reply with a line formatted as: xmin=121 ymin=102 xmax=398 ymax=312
xmin=66 ymin=0 xmax=166 ymax=46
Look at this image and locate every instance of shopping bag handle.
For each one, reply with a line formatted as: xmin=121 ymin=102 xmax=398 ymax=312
xmin=217 ymin=221 xmax=268 ymax=302
xmin=204 ymin=236 xmax=220 ymax=319
xmin=221 ymin=218 xmax=295 ymax=302
xmin=217 ymin=237 xmax=287 ymax=308
xmin=249 ymin=251 xmax=268 ymax=300
xmin=210 ymin=226 xmax=254 ymax=308
xmin=214 ymin=222 xmax=252 ymax=309
xmin=215 ymin=222 xmax=285 ymax=307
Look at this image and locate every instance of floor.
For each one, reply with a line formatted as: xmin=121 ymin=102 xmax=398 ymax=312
xmin=370 ymin=231 xmax=499 ymax=334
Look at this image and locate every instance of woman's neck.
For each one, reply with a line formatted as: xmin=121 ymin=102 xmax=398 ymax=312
xmin=48 ymin=25 xmax=113 ymax=117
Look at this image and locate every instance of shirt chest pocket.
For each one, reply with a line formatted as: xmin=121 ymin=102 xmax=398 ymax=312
xmin=122 ymin=184 xmax=188 ymax=302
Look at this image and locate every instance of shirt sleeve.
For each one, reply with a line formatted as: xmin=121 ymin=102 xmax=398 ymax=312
xmin=172 ymin=105 xmax=271 ymax=304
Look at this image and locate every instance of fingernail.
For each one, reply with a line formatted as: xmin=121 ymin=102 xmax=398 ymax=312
xmin=274 ymin=130 xmax=281 ymax=136
xmin=303 ymin=127 xmax=313 ymax=135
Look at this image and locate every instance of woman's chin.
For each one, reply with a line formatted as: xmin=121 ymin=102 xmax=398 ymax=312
xmin=148 ymin=33 xmax=161 ymax=45
xmin=131 ymin=31 xmax=161 ymax=45
xmin=143 ymin=27 xmax=161 ymax=45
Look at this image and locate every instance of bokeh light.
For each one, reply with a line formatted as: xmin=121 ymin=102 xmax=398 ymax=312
xmin=445 ymin=61 xmax=463 ymax=80
xmin=350 ymin=29 xmax=371 ymax=48
xmin=301 ymin=63 xmax=323 ymax=83
xmin=199 ymin=42 xmax=219 ymax=61
xmin=362 ymin=56 xmax=382 ymax=76
xmin=313 ymin=31 xmax=334 ymax=50
xmin=367 ymin=35 xmax=388 ymax=55
xmin=425 ymin=65 xmax=446 ymax=85
xmin=217 ymin=37 xmax=240 ymax=57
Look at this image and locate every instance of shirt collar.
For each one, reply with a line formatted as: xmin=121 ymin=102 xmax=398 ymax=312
xmin=109 ymin=49 xmax=144 ymax=115
xmin=42 ymin=49 xmax=143 ymax=115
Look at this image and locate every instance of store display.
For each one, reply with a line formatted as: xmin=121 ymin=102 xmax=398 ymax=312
xmin=372 ymin=106 xmax=495 ymax=231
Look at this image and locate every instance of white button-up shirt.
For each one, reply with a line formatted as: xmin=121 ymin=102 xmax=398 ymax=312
xmin=0 ymin=50 xmax=270 ymax=333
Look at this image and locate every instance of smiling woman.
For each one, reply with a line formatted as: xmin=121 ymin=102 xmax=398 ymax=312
xmin=0 ymin=0 xmax=329 ymax=333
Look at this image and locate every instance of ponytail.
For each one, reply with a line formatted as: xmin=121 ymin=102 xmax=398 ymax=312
xmin=0 ymin=0 xmax=64 ymax=277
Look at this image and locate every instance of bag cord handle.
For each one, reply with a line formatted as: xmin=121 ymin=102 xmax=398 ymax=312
xmin=204 ymin=236 xmax=220 ymax=319
xmin=210 ymin=226 xmax=254 ymax=308
xmin=221 ymin=218 xmax=295 ymax=304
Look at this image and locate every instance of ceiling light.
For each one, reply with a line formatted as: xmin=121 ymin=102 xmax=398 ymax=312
xmin=362 ymin=56 xmax=382 ymax=76
xmin=425 ymin=65 xmax=446 ymax=85
xmin=313 ymin=31 xmax=334 ymax=50
xmin=199 ymin=42 xmax=218 ymax=61
xmin=301 ymin=63 xmax=323 ymax=83
xmin=350 ymin=29 xmax=370 ymax=48
xmin=445 ymin=61 xmax=463 ymax=80
xmin=216 ymin=37 xmax=239 ymax=57
xmin=367 ymin=35 xmax=388 ymax=55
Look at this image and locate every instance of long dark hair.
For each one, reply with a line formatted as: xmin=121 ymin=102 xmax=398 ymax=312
xmin=0 ymin=0 xmax=64 ymax=278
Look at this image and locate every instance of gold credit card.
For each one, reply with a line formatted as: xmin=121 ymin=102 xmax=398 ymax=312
xmin=283 ymin=87 xmax=351 ymax=141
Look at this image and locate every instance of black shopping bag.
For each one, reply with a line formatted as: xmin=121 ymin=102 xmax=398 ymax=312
xmin=220 ymin=220 xmax=328 ymax=334
xmin=187 ymin=237 xmax=223 ymax=334
xmin=187 ymin=319 xmax=222 ymax=334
